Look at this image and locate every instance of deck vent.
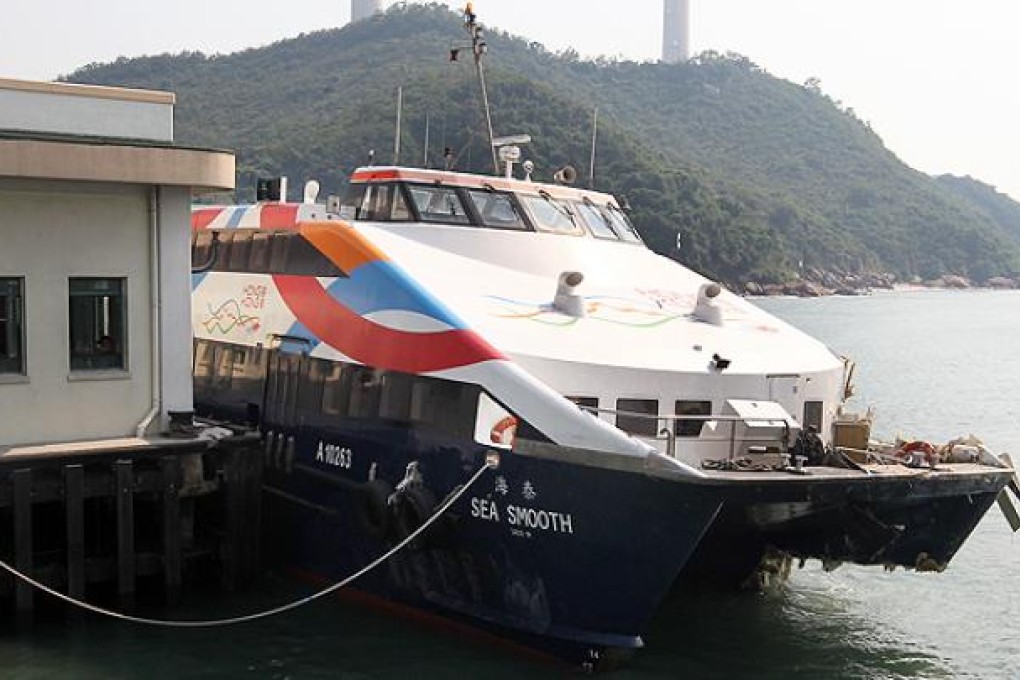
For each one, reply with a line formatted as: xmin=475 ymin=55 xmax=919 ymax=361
xmin=553 ymin=271 xmax=586 ymax=317
xmin=692 ymin=282 xmax=723 ymax=325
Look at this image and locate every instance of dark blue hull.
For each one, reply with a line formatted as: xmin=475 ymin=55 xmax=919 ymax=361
xmin=259 ymin=422 xmax=721 ymax=663
xmin=679 ymin=467 xmax=1012 ymax=589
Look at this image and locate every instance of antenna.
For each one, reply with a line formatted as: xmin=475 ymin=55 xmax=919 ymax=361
xmin=393 ymin=85 xmax=403 ymax=165
xmin=423 ymin=113 xmax=430 ymax=167
xmin=458 ymin=3 xmax=498 ymax=174
xmin=589 ymin=106 xmax=598 ymax=188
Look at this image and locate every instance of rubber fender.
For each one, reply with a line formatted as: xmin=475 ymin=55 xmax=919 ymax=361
xmin=357 ymin=479 xmax=395 ymax=540
xmin=390 ymin=486 xmax=437 ymax=550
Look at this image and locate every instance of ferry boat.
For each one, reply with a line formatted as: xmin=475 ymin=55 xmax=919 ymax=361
xmin=190 ymin=163 xmax=1017 ymax=663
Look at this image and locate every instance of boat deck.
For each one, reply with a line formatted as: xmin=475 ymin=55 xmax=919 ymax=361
xmin=698 ymin=461 xmax=1007 ymax=483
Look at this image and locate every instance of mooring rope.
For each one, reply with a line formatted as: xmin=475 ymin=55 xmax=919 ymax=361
xmin=0 ymin=459 xmax=495 ymax=628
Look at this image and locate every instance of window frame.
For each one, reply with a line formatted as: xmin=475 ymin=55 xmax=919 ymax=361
xmin=518 ymin=192 xmax=585 ymax=236
xmin=404 ymin=183 xmax=473 ymax=225
xmin=463 ymin=187 xmax=531 ymax=231
xmin=0 ymin=277 xmax=26 ymax=377
xmin=675 ymin=400 xmax=713 ymax=437
xmin=615 ymin=398 xmax=660 ymax=437
xmin=68 ymin=276 xmax=128 ymax=374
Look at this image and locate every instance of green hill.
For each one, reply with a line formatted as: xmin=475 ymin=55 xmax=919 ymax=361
xmin=64 ymin=4 xmax=1020 ymax=287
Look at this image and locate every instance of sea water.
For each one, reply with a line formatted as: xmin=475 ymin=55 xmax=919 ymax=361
xmin=0 ymin=289 xmax=1017 ymax=678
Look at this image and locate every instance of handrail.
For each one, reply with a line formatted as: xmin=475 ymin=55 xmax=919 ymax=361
xmin=576 ymin=404 xmax=795 ymax=460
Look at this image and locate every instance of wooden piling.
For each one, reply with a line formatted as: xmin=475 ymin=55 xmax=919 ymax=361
xmin=0 ymin=431 xmax=262 ymax=619
xmin=65 ymin=464 xmax=85 ymax=600
xmin=221 ymin=449 xmax=243 ymax=592
xmin=244 ymin=444 xmax=263 ymax=577
xmin=115 ymin=460 xmax=135 ymax=610
xmin=13 ymin=468 xmax=32 ymax=614
xmin=161 ymin=456 xmax=182 ymax=605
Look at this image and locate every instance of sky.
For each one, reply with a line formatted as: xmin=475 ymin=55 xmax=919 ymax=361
xmin=3 ymin=1 xmax=1018 ymax=200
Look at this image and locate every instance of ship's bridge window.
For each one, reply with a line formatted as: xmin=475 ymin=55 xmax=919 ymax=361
xmin=464 ymin=188 xmax=528 ymax=230
xmin=406 ymin=184 xmax=471 ymax=224
xmin=572 ymin=200 xmax=619 ymax=239
xmin=519 ymin=192 xmax=584 ymax=236
xmin=606 ymin=204 xmax=643 ymax=243
xmin=359 ymin=183 xmax=412 ymax=222
xmin=675 ymin=400 xmax=712 ymax=437
xmin=615 ymin=398 xmax=659 ymax=437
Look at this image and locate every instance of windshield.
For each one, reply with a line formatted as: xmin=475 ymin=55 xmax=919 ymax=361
xmin=406 ymin=185 xmax=471 ymax=224
xmin=574 ymin=199 xmax=619 ymax=239
xmin=519 ymin=193 xmax=583 ymax=235
xmin=606 ymin=204 xmax=643 ymax=243
xmin=464 ymin=188 xmax=528 ymax=230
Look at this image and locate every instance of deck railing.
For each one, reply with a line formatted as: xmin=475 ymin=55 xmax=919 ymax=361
xmin=576 ymin=405 xmax=794 ymax=461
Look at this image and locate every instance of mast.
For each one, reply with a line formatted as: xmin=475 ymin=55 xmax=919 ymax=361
xmin=423 ymin=113 xmax=430 ymax=167
xmin=393 ymin=85 xmax=403 ymax=165
xmin=463 ymin=4 xmax=499 ymax=174
xmin=589 ymin=106 xmax=599 ymax=188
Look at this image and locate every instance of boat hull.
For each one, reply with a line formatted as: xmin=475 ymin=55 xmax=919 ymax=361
xmin=259 ymin=423 xmax=722 ymax=663
xmin=678 ymin=465 xmax=1011 ymax=588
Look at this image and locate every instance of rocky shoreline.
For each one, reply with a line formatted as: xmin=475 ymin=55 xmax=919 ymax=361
xmin=740 ymin=270 xmax=1020 ymax=297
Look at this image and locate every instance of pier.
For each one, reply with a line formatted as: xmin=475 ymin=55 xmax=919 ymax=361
xmin=0 ymin=431 xmax=262 ymax=617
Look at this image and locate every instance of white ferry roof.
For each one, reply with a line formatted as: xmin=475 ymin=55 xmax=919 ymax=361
xmin=346 ymin=165 xmax=842 ymax=377
xmin=359 ymin=222 xmax=841 ymax=376
xmin=350 ymin=166 xmax=619 ymax=204
xmin=193 ymin=169 xmax=842 ymax=380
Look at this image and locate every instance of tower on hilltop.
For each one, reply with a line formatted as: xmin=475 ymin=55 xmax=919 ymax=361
xmin=352 ymin=0 xmax=383 ymax=23
xmin=662 ymin=0 xmax=690 ymax=63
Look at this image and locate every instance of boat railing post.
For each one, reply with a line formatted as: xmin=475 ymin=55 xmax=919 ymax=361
xmin=657 ymin=416 xmax=676 ymax=458
xmin=729 ymin=420 xmax=737 ymax=460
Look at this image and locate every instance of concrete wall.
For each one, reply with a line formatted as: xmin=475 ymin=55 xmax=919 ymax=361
xmin=0 ymin=180 xmax=153 ymax=445
xmin=158 ymin=185 xmax=195 ymax=422
xmin=0 ymin=78 xmax=173 ymax=142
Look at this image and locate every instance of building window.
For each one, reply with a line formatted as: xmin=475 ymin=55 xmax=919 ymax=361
xmin=0 ymin=278 xmax=25 ymax=374
xmin=69 ymin=277 xmax=126 ymax=371
xmin=616 ymin=398 xmax=659 ymax=437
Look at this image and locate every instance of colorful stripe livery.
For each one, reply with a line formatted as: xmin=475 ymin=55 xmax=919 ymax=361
xmin=192 ymin=205 xmax=504 ymax=374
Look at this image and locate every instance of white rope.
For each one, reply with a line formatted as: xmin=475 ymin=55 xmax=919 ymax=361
xmin=0 ymin=459 xmax=495 ymax=628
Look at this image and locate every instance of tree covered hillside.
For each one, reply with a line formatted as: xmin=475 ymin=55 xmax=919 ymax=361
xmin=65 ymin=4 xmax=1020 ymax=287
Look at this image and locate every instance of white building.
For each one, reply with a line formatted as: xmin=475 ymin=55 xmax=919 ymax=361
xmin=0 ymin=78 xmax=234 ymax=447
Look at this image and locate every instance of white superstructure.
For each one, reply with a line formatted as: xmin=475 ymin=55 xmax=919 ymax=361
xmin=335 ymin=166 xmax=846 ymax=467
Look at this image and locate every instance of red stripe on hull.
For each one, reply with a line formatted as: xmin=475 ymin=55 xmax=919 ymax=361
xmin=274 ymin=275 xmax=504 ymax=373
xmin=261 ymin=204 xmax=300 ymax=230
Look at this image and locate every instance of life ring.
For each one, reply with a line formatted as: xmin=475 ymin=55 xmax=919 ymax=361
xmin=357 ymin=479 xmax=394 ymax=539
xmin=897 ymin=440 xmax=937 ymax=465
xmin=389 ymin=485 xmax=437 ymax=550
xmin=490 ymin=415 xmax=518 ymax=446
